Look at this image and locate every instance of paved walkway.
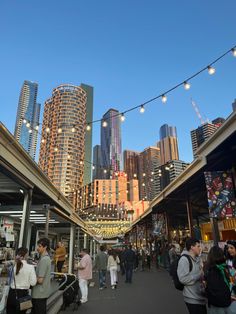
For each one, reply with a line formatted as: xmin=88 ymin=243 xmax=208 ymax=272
xmin=60 ymin=267 xmax=188 ymax=314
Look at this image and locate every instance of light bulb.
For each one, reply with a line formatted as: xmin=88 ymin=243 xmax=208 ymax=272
xmin=71 ymin=126 xmax=76 ymax=133
xmin=54 ymin=147 xmax=58 ymax=152
xmin=102 ymin=120 xmax=108 ymax=127
xmin=92 ymin=165 xmax=95 ymax=170
xmin=104 ymin=169 xmax=107 ymax=174
xmin=140 ymin=105 xmax=145 ymax=113
xmin=41 ymin=139 xmax=45 ymax=143
xmin=183 ymin=81 xmax=191 ymax=90
xmin=79 ymin=160 xmax=83 ymax=165
xmin=35 ymin=125 xmax=39 ymax=130
xmin=23 ymin=119 xmax=27 ymax=124
xmin=28 ymin=129 xmax=32 ymax=133
xmin=86 ymin=124 xmax=91 ymax=131
xmin=58 ymin=128 xmax=62 ymax=133
xmin=161 ymin=95 xmax=167 ymax=103
xmin=67 ymin=154 xmax=71 ymax=159
xmin=46 ymin=127 xmax=50 ymax=133
xmin=207 ymin=66 xmax=216 ymax=75
xmin=232 ymin=48 xmax=236 ymax=57
xmin=120 ymin=113 xmax=125 ymax=122
xmin=26 ymin=122 xmax=30 ymax=128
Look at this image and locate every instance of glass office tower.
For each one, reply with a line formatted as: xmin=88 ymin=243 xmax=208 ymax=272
xmin=14 ymin=80 xmax=40 ymax=159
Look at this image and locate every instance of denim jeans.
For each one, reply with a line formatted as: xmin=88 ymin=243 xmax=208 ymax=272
xmin=98 ymin=270 xmax=106 ymax=288
xmin=125 ymin=264 xmax=133 ymax=283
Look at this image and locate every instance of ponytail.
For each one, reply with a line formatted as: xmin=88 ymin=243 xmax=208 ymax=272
xmin=15 ymin=247 xmax=28 ymax=275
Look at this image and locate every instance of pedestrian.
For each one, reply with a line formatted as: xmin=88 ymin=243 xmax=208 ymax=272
xmin=94 ymin=245 xmax=108 ymax=290
xmin=124 ymin=244 xmax=136 ymax=283
xmin=77 ymin=248 xmax=92 ymax=304
xmin=118 ymin=247 xmax=126 ymax=275
xmin=226 ymin=240 xmax=236 ymax=313
xmin=134 ymin=248 xmax=139 ymax=271
xmin=107 ymin=250 xmax=120 ymax=289
xmin=146 ymin=249 xmax=151 ymax=270
xmin=31 ymin=238 xmax=51 ymax=314
xmin=169 ymin=244 xmax=178 ymax=265
xmin=177 ymin=238 xmax=207 ymax=314
xmin=55 ymin=241 xmax=66 ymax=272
xmin=141 ymin=247 xmax=146 ymax=271
xmin=204 ymin=246 xmax=231 ymax=313
xmin=6 ymin=247 xmax=37 ymax=314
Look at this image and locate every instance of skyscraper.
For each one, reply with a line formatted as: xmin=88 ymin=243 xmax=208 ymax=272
xmin=191 ymin=122 xmax=220 ymax=158
xmin=123 ymin=150 xmax=139 ymax=181
xmin=81 ymin=84 xmax=93 ymax=186
xmin=138 ymin=146 xmax=161 ymax=201
xmin=39 ymin=84 xmax=87 ymax=200
xmin=14 ymin=80 xmax=40 ymax=159
xmin=158 ymin=124 xmax=179 ymax=165
xmin=101 ymin=109 xmax=122 ymax=178
xmin=232 ymin=99 xmax=236 ymax=112
xmin=93 ymin=145 xmax=102 ymax=180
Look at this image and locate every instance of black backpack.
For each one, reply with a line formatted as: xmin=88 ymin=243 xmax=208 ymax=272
xmin=169 ymin=254 xmax=193 ymax=291
xmin=205 ymin=266 xmax=231 ymax=308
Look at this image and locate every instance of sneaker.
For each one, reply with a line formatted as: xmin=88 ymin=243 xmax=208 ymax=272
xmin=99 ymin=287 xmax=104 ymax=290
xmin=80 ymin=299 xmax=88 ymax=304
xmin=111 ymin=286 xmax=115 ymax=289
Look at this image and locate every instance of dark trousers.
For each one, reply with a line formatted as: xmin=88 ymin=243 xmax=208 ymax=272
xmin=125 ymin=264 xmax=133 ymax=283
xmin=185 ymin=303 xmax=207 ymax=314
xmin=57 ymin=260 xmax=64 ymax=272
xmin=6 ymin=288 xmax=28 ymax=314
xmin=31 ymin=298 xmax=47 ymax=314
xmin=98 ymin=270 xmax=106 ymax=288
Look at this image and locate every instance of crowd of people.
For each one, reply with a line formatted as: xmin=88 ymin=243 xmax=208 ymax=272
xmin=5 ymin=237 xmax=236 ymax=314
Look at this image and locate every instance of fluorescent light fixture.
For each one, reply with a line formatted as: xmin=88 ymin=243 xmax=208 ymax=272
xmin=0 ymin=211 xmax=36 ymax=214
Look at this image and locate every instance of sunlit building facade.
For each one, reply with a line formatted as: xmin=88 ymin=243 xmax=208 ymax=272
xmin=158 ymin=124 xmax=179 ymax=165
xmin=39 ymin=84 xmax=87 ymax=200
xmin=14 ymin=80 xmax=40 ymax=159
xmin=123 ymin=150 xmax=139 ymax=181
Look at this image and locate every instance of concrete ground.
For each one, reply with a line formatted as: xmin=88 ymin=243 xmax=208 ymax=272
xmin=60 ymin=267 xmax=188 ymax=314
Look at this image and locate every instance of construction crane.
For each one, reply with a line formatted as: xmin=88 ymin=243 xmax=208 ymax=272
xmin=191 ymin=98 xmax=208 ymax=125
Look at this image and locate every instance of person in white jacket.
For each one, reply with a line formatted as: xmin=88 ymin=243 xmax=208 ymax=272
xmin=6 ymin=247 xmax=37 ymax=314
xmin=107 ymin=250 xmax=120 ymax=289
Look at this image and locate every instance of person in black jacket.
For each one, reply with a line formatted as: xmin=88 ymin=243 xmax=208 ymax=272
xmin=204 ymin=246 xmax=231 ymax=313
xmin=124 ymin=245 xmax=136 ymax=283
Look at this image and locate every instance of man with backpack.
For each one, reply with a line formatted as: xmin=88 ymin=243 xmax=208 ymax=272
xmin=177 ymin=238 xmax=207 ymax=314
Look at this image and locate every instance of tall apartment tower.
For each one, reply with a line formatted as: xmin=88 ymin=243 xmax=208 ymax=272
xmin=191 ymin=122 xmax=220 ymax=158
xmin=232 ymin=99 xmax=236 ymax=112
xmin=138 ymin=146 xmax=161 ymax=201
xmin=81 ymin=84 xmax=93 ymax=186
xmin=123 ymin=150 xmax=139 ymax=181
xmin=158 ymin=124 xmax=179 ymax=165
xmin=93 ymin=145 xmax=102 ymax=180
xmin=14 ymin=80 xmax=40 ymax=159
xmin=101 ymin=109 xmax=122 ymax=178
xmin=39 ymin=84 xmax=87 ymax=200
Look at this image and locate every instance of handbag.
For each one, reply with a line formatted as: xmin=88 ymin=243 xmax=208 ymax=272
xmin=12 ymin=265 xmax=33 ymax=311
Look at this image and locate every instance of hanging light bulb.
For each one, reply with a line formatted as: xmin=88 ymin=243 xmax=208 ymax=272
xmin=71 ymin=126 xmax=76 ymax=133
xmin=41 ymin=138 xmax=45 ymax=143
xmin=104 ymin=169 xmax=107 ymax=174
xmin=183 ymin=81 xmax=191 ymax=90
xmin=54 ymin=147 xmax=58 ymax=152
xmin=134 ymin=173 xmax=137 ymax=178
xmin=120 ymin=113 xmax=125 ymax=122
xmin=161 ymin=94 xmax=167 ymax=103
xmin=232 ymin=48 xmax=236 ymax=57
xmin=67 ymin=154 xmax=71 ymax=159
xmin=207 ymin=66 xmax=216 ymax=75
xmin=143 ymin=173 xmax=146 ymax=177
xmin=28 ymin=129 xmax=32 ymax=133
xmin=79 ymin=160 xmax=83 ymax=165
xmin=86 ymin=124 xmax=91 ymax=131
xmin=58 ymin=128 xmax=62 ymax=133
xmin=92 ymin=165 xmax=95 ymax=170
xmin=26 ymin=122 xmax=30 ymax=128
xmin=140 ymin=105 xmax=145 ymax=113
xmin=46 ymin=127 xmax=50 ymax=133
xmin=35 ymin=125 xmax=39 ymax=130
xmin=102 ymin=120 xmax=108 ymax=127
xmin=22 ymin=118 xmax=27 ymax=124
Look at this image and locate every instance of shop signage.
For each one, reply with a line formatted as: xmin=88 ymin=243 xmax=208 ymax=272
xmin=204 ymin=171 xmax=236 ymax=218
xmin=152 ymin=214 xmax=166 ymax=236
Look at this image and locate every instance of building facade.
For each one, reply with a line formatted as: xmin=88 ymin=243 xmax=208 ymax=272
xmin=138 ymin=146 xmax=161 ymax=201
xmin=232 ymin=99 xmax=236 ymax=112
xmin=191 ymin=122 xmax=220 ymax=158
xmin=101 ymin=109 xmax=122 ymax=178
xmin=158 ymin=124 xmax=179 ymax=165
xmin=39 ymin=84 xmax=87 ymax=200
xmin=81 ymin=84 xmax=93 ymax=186
xmin=93 ymin=145 xmax=102 ymax=180
xmin=123 ymin=150 xmax=139 ymax=181
xmin=14 ymin=80 xmax=40 ymax=159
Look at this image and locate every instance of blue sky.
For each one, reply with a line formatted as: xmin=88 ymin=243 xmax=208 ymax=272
xmin=0 ymin=0 xmax=236 ymax=163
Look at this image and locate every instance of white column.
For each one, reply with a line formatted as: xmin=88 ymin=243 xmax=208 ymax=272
xmin=19 ymin=189 xmax=32 ymax=248
xmin=83 ymin=234 xmax=87 ymax=249
xmin=68 ymin=225 xmax=75 ymax=273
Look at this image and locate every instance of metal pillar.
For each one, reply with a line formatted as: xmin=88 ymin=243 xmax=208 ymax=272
xmin=93 ymin=240 xmax=96 ymax=257
xmin=68 ymin=225 xmax=75 ymax=273
xmin=165 ymin=212 xmax=171 ymax=243
xmin=210 ymin=217 xmax=220 ymax=246
xmin=83 ymin=234 xmax=87 ymax=249
xmin=186 ymin=197 xmax=194 ymax=237
xmin=45 ymin=209 xmax=50 ymax=238
xmin=90 ymin=238 xmax=93 ymax=256
xmin=19 ymin=188 xmax=32 ymax=248
xmin=77 ymin=227 xmax=80 ymax=255
xmin=135 ymin=225 xmax=138 ymax=249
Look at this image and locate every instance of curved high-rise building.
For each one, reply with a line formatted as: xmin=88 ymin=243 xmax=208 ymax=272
xmin=14 ymin=80 xmax=40 ymax=159
xmin=39 ymin=84 xmax=87 ymax=198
